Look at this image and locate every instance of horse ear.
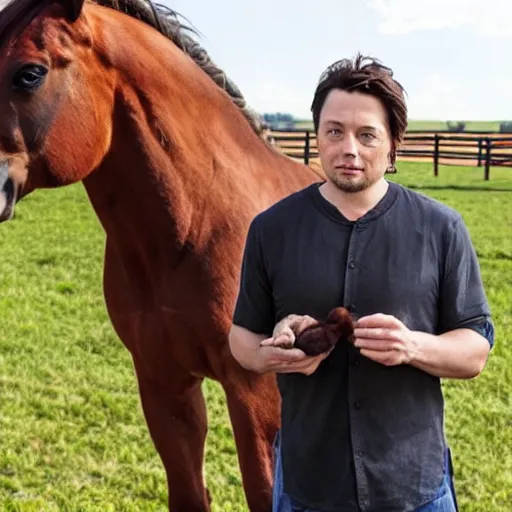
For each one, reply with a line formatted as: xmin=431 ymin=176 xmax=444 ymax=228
xmin=63 ymin=0 xmax=86 ymax=21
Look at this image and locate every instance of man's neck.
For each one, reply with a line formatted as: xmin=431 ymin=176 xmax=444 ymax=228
xmin=319 ymin=178 xmax=389 ymax=221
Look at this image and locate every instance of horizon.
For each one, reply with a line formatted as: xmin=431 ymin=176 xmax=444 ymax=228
xmin=163 ymin=0 xmax=512 ymax=122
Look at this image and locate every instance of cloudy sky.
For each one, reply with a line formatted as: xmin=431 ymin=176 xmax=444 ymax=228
xmin=162 ymin=0 xmax=512 ymax=121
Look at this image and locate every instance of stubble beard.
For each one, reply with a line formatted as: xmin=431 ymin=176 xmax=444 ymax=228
xmin=330 ymin=174 xmax=373 ymax=193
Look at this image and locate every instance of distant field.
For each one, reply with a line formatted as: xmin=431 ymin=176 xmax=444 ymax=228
xmin=293 ymin=119 xmax=504 ymax=132
xmin=408 ymin=120 xmax=503 ymax=132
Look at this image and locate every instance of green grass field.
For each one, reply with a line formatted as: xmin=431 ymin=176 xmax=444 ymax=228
xmin=0 ymin=162 xmax=511 ymax=511
xmin=293 ymin=119 xmax=504 ymax=132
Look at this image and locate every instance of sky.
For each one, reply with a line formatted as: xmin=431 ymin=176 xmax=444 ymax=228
xmin=162 ymin=0 xmax=512 ymax=122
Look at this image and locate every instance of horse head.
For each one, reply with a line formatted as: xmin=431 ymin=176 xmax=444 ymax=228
xmin=0 ymin=0 xmax=122 ymax=221
xmin=0 ymin=0 xmax=285 ymax=225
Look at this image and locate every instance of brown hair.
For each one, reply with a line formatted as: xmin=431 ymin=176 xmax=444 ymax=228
xmin=310 ymin=53 xmax=408 ymax=166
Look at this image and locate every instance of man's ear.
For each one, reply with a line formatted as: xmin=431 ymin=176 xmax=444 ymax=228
xmin=386 ymin=149 xmax=397 ymax=174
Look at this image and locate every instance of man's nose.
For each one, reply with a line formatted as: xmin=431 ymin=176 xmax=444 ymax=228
xmin=339 ymin=133 xmax=358 ymax=156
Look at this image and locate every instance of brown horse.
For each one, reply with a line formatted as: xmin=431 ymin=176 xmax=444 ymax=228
xmin=0 ymin=1 xmax=324 ymax=510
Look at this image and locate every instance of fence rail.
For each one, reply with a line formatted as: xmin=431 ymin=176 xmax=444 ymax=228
xmin=269 ymin=130 xmax=512 ymax=180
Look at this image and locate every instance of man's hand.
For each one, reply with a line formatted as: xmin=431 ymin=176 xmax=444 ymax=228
xmin=261 ymin=313 xmax=318 ymax=349
xmin=256 ymin=345 xmax=330 ymax=375
xmin=257 ymin=314 xmax=329 ymax=375
xmin=229 ymin=317 xmax=331 ymax=376
xmin=353 ymin=313 xmax=417 ymax=366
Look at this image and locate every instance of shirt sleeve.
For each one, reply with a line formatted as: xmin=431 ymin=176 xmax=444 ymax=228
xmin=232 ymin=216 xmax=275 ymax=336
xmin=456 ymin=316 xmax=495 ymax=349
xmin=437 ymin=215 xmax=493 ymax=346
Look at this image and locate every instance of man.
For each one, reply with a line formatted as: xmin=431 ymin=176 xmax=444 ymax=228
xmin=228 ymin=54 xmax=494 ymax=512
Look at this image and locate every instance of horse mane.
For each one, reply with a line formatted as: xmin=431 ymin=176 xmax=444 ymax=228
xmin=96 ymin=0 xmax=264 ymax=135
xmin=0 ymin=0 xmax=264 ymax=135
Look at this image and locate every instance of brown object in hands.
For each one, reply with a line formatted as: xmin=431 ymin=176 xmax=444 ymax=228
xmin=294 ymin=307 xmax=355 ymax=356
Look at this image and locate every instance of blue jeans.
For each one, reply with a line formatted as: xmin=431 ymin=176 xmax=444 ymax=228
xmin=272 ymin=431 xmax=459 ymax=512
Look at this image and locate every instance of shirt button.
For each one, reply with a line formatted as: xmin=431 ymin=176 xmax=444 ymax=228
xmin=352 ymin=357 xmax=360 ymax=367
xmin=355 ymin=449 xmax=364 ymax=457
xmin=347 ymin=304 xmax=356 ymax=313
xmin=354 ymin=401 xmax=362 ymax=410
xmin=348 ymin=260 xmax=356 ymax=269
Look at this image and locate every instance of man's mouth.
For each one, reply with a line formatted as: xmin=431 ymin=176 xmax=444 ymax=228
xmin=337 ymin=165 xmax=364 ymax=174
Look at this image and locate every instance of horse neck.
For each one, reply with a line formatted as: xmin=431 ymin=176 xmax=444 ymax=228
xmin=81 ymin=6 xmax=299 ymax=263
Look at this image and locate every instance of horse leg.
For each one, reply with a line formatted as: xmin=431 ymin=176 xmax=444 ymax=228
xmin=224 ymin=373 xmax=281 ymax=512
xmin=134 ymin=365 xmax=211 ymax=512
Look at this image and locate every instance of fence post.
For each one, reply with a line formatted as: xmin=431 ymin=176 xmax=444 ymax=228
xmin=434 ymin=134 xmax=439 ymax=176
xmin=304 ymin=131 xmax=310 ymax=165
xmin=477 ymin=138 xmax=483 ymax=167
xmin=484 ymin=138 xmax=491 ymax=180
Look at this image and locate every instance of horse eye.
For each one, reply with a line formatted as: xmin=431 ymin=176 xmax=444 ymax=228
xmin=13 ymin=64 xmax=48 ymax=92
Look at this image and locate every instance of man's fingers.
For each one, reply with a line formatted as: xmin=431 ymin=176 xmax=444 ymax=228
xmin=267 ymin=348 xmax=333 ymax=374
xmin=275 ymin=314 xmax=301 ymax=330
xmin=354 ymin=338 xmax=396 ymax=351
xmin=273 ymin=325 xmax=295 ymax=340
xmin=274 ymin=314 xmax=318 ymax=337
xmin=355 ymin=313 xmax=402 ymax=329
xmin=272 ymin=315 xmax=299 ymax=339
xmin=353 ymin=327 xmax=398 ymax=340
xmin=275 ymin=357 xmax=323 ymax=374
xmin=296 ymin=316 xmax=318 ymax=334
xmin=360 ymin=348 xmax=401 ymax=366
xmin=260 ymin=333 xmax=294 ymax=348
xmin=265 ymin=346 xmax=308 ymax=363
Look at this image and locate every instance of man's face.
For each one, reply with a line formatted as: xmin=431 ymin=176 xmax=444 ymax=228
xmin=316 ymin=89 xmax=393 ymax=193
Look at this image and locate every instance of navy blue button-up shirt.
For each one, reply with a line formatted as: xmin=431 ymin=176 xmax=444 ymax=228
xmin=233 ymin=181 xmax=493 ymax=511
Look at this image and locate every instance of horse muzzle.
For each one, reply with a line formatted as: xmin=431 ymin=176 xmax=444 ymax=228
xmin=0 ymin=160 xmax=18 ymax=222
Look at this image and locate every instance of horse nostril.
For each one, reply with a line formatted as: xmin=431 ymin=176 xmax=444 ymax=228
xmin=0 ymin=160 xmax=8 ymax=186
xmin=0 ymin=160 xmax=16 ymax=221
xmin=0 ymin=161 xmax=13 ymax=201
xmin=4 ymin=177 xmax=14 ymax=203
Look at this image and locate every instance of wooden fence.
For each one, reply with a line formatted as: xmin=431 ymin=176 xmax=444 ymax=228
xmin=269 ymin=129 xmax=512 ymax=180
